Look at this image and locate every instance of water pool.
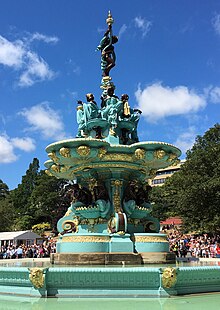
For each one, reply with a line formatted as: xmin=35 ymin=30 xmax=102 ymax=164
xmin=0 ymin=293 xmax=220 ymax=310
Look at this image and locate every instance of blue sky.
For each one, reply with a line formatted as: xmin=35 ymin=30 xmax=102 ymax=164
xmin=1 ymin=0 xmax=220 ymax=189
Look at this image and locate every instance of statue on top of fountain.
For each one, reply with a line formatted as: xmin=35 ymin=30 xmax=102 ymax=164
xmin=76 ymin=88 xmax=142 ymax=144
xmin=75 ymin=11 xmax=142 ymax=145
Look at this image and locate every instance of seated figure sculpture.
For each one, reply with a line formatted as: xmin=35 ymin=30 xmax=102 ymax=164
xmin=101 ymin=86 xmax=122 ymax=132
xmin=76 ymin=88 xmax=141 ymax=143
xmin=83 ymin=93 xmax=99 ymax=122
xmin=76 ymin=101 xmax=86 ymax=138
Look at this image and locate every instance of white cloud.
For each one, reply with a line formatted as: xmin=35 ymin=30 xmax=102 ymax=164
xmin=11 ymin=137 xmax=36 ymax=152
xmin=206 ymin=86 xmax=220 ymax=103
xmin=30 ymin=32 xmax=59 ymax=44
xmin=118 ymin=24 xmax=127 ymax=39
xmin=174 ymin=127 xmax=197 ymax=155
xmin=0 ymin=33 xmax=57 ymax=87
xmin=134 ymin=16 xmax=152 ymax=37
xmin=135 ymin=83 xmax=206 ymax=122
xmin=212 ymin=14 xmax=220 ymax=35
xmin=18 ymin=51 xmax=55 ymax=87
xmin=0 ymin=134 xmax=36 ymax=164
xmin=0 ymin=135 xmax=17 ymax=163
xmin=20 ymin=102 xmax=65 ymax=139
xmin=0 ymin=36 xmax=24 ymax=68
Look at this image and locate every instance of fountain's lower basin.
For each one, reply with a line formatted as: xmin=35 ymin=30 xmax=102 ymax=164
xmin=1 ymin=293 xmax=220 ymax=310
xmin=0 ymin=259 xmax=220 ymax=297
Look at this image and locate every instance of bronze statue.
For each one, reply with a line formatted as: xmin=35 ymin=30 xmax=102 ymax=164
xmin=97 ymin=12 xmax=118 ymax=77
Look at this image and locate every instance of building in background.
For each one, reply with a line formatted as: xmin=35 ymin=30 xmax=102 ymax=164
xmin=151 ymin=160 xmax=185 ymax=187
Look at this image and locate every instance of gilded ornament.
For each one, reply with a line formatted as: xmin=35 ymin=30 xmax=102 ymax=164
xmin=70 ymin=163 xmax=148 ymax=177
xmin=109 ymin=127 xmax=116 ymax=136
xmin=111 ymin=180 xmax=123 ymax=212
xmin=112 ymin=180 xmax=123 ymax=187
xmin=132 ymin=236 xmax=168 ymax=243
xmin=162 ymin=267 xmax=177 ymax=288
xmin=51 ymin=164 xmax=60 ymax=173
xmin=64 ymin=209 xmax=73 ymax=216
xmin=62 ymin=236 xmax=110 ymax=242
xmin=134 ymin=148 xmax=146 ymax=160
xmin=106 ymin=11 xmax=114 ymax=26
xmin=59 ymin=147 xmax=71 ymax=158
xmin=154 ymin=149 xmax=166 ymax=159
xmin=98 ymin=147 xmax=107 ymax=158
xmin=62 ymin=218 xmax=79 ymax=233
xmin=102 ymin=153 xmax=133 ymax=162
xmin=167 ymin=153 xmax=177 ymax=162
xmin=48 ymin=151 xmax=59 ymax=163
xmin=28 ymin=268 xmax=45 ymax=289
xmin=45 ymin=170 xmax=53 ymax=176
xmin=77 ymin=145 xmax=91 ymax=156
xmin=60 ymin=165 xmax=71 ymax=173
xmin=117 ymin=231 xmax=125 ymax=235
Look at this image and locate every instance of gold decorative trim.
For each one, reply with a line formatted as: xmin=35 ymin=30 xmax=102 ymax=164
xmin=45 ymin=169 xmax=53 ymax=176
xmin=61 ymin=236 xmax=110 ymax=242
xmin=51 ymin=164 xmax=60 ymax=173
xmin=70 ymin=163 xmax=148 ymax=176
xmin=48 ymin=151 xmax=59 ymax=163
xmin=131 ymin=236 xmax=168 ymax=243
xmin=62 ymin=218 xmax=79 ymax=233
xmin=162 ymin=267 xmax=177 ymax=288
xmin=111 ymin=180 xmax=123 ymax=212
xmin=134 ymin=148 xmax=146 ymax=160
xmin=98 ymin=147 xmax=107 ymax=158
xmin=59 ymin=147 xmax=71 ymax=158
xmin=154 ymin=149 xmax=166 ymax=159
xmin=77 ymin=145 xmax=91 ymax=156
xmin=101 ymin=153 xmax=134 ymax=162
xmin=28 ymin=268 xmax=45 ymax=289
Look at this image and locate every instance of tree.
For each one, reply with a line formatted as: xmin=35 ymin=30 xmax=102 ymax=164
xmin=11 ymin=158 xmax=40 ymax=229
xmin=163 ymin=123 xmax=220 ymax=233
xmin=0 ymin=179 xmax=9 ymax=198
xmin=149 ymin=186 xmax=169 ymax=221
xmin=28 ymin=171 xmax=71 ymax=231
xmin=0 ymin=179 xmax=14 ymax=231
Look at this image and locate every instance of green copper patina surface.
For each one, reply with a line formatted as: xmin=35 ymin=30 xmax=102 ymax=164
xmin=44 ymin=12 xmax=181 ymax=265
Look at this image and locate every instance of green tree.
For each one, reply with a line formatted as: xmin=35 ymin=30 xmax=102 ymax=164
xmin=163 ymin=123 xmax=220 ymax=233
xmin=0 ymin=179 xmax=9 ymax=198
xmin=11 ymin=158 xmax=40 ymax=229
xmin=28 ymin=171 xmax=70 ymax=231
xmin=149 ymin=186 xmax=169 ymax=221
xmin=0 ymin=179 xmax=14 ymax=231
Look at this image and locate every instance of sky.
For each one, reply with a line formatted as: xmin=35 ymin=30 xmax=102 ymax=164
xmin=1 ymin=0 xmax=220 ymax=189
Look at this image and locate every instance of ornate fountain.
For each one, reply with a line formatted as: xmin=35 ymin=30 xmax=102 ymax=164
xmin=1 ymin=12 xmax=220 ymax=299
xmin=44 ymin=12 xmax=181 ymax=265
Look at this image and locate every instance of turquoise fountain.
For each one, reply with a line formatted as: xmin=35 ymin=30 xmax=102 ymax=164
xmin=1 ymin=12 xmax=220 ymax=299
xmin=44 ymin=11 xmax=181 ymax=266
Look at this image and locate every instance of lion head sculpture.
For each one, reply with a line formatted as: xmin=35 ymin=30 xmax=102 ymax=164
xmin=162 ymin=267 xmax=177 ymax=288
xmin=28 ymin=268 xmax=45 ymax=289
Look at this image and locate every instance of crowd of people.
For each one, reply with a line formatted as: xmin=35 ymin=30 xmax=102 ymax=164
xmin=0 ymin=240 xmax=56 ymax=259
xmin=166 ymin=228 xmax=220 ymax=258
xmin=1 ymin=230 xmax=220 ymax=260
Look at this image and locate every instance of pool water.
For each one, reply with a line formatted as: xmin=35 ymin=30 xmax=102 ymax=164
xmin=0 ymin=293 xmax=220 ymax=310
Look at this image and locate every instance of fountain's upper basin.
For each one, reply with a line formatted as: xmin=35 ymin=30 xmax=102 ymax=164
xmin=44 ymin=139 xmax=181 ymax=181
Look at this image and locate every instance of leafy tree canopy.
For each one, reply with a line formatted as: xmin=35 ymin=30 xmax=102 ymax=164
xmin=163 ymin=123 xmax=220 ymax=233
